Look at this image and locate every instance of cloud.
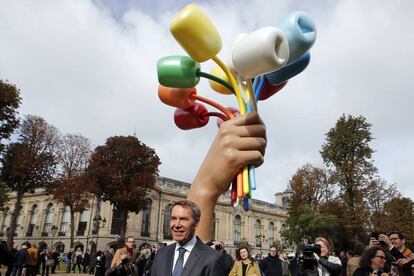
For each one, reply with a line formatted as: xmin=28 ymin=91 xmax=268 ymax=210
xmin=1 ymin=0 xmax=413 ymax=203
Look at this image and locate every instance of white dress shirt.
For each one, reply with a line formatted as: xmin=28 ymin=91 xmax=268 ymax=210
xmin=172 ymin=235 xmax=197 ymax=272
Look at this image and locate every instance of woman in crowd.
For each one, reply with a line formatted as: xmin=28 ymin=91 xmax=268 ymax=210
xmin=313 ymin=237 xmax=342 ymax=276
xmin=229 ymin=246 xmax=262 ymax=276
xmin=352 ymin=246 xmax=388 ymax=276
xmin=135 ymin=247 xmax=151 ymax=276
xmin=347 ymin=242 xmax=366 ymax=276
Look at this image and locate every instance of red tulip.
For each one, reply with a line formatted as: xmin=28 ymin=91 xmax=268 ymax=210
xmin=258 ymin=80 xmax=287 ymax=101
xmin=216 ymin=107 xmax=239 ymax=127
xmin=174 ymin=103 xmax=209 ymax=130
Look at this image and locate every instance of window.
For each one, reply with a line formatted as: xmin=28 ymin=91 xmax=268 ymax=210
xmin=43 ymin=203 xmax=53 ymax=233
xmin=77 ymin=209 xmax=89 ymax=236
xmin=110 ymin=207 xmax=121 ymax=235
xmin=27 ymin=205 xmax=38 ymax=236
xmin=141 ymin=198 xmax=152 ymax=237
xmin=163 ymin=204 xmax=172 ymax=239
xmin=16 ymin=207 xmax=24 ymax=233
xmin=233 ymin=215 xmax=241 ymax=244
xmin=255 ymin=219 xmax=262 ymax=247
xmin=1 ymin=208 xmax=10 ymax=235
xmin=60 ymin=206 xmax=71 ymax=233
xmin=281 ymin=223 xmax=286 ymax=245
xmin=268 ymin=222 xmax=274 ymax=246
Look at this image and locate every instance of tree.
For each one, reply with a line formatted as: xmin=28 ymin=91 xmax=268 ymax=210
xmin=282 ymin=204 xmax=339 ymax=246
xmin=48 ymin=176 xmax=91 ymax=248
xmin=365 ymin=177 xmax=400 ymax=231
xmin=320 ymin=114 xmax=377 ymax=242
xmin=289 ymin=164 xmax=332 ymax=210
xmin=46 ymin=133 xmax=93 ymax=248
xmin=382 ymin=197 xmax=414 ymax=238
xmin=87 ymin=136 xmax=160 ymax=241
xmin=0 ymin=115 xmax=60 ymax=248
xmin=0 ymin=80 xmax=22 ymax=153
xmin=0 ymin=181 xmax=10 ymax=209
xmin=283 ymin=164 xmax=339 ymax=245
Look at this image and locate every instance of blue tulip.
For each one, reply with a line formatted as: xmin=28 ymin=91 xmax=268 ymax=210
xmin=265 ymin=52 xmax=310 ymax=85
xmin=278 ymin=11 xmax=316 ymax=63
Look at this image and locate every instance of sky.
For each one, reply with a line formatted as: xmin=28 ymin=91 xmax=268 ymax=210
xmin=1 ymin=0 xmax=413 ymax=204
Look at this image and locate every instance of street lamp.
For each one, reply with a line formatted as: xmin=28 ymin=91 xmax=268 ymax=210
xmin=93 ymin=216 xmax=106 ymax=251
xmin=50 ymin=225 xmax=58 ymax=248
xmin=255 ymin=234 xmax=265 ymax=254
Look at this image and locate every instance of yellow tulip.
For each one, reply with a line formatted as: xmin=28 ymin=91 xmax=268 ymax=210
xmin=170 ymin=4 xmax=222 ymax=62
xmin=209 ymin=66 xmax=232 ymax=95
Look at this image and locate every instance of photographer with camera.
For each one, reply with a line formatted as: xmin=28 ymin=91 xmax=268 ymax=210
xmin=300 ymin=237 xmax=342 ymax=276
xmin=314 ymin=237 xmax=342 ymax=276
xmin=369 ymin=231 xmax=414 ymax=275
xmin=105 ymin=251 xmax=134 ymax=276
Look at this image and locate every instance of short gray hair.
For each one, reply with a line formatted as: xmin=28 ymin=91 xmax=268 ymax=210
xmin=170 ymin=200 xmax=201 ymax=223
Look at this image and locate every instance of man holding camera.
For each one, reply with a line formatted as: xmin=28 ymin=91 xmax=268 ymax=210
xmin=111 ymin=236 xmax=137 ymax=267
xmin=370 ymin=231 xmax=414 ymax=275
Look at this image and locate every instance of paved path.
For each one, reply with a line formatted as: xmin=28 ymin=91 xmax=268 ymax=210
xmin=0 ymin=268 xmax=91 ymax=276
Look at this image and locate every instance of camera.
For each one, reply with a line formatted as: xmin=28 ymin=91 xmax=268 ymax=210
xmin=215 ymin=244 xmax=223 ymax=251
xmin=298 ymin=243 xmax=321 ymax=276
xmin=121 ymin=258 xmax=129 ymax=265
xmin=303 ymin=243 xmax=321 ymax=257
xmin=371 ymin=232 xmax=386 ymax=246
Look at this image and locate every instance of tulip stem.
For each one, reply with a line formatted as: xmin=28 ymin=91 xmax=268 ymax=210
xmin=246 ymin=79 xmax=258 ymax=112
xmin=197 ymin=71 xmax=234 ymax=94
xmin=202 ymin=112 xmax=228 ymax=122
xmin=211 ymin=55 xmax=249 ymax=209
xmin=192 ymin=94 xmax=234 ymax=119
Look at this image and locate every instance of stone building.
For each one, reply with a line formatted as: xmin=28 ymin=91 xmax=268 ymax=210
xmin=0 ymin=177 xmax=288 ymax=256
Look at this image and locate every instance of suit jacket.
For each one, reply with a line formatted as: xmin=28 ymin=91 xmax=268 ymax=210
xmin=151 ymin=238 xmax=226 ymax=276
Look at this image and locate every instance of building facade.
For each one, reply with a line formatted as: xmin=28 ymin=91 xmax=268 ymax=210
xmin=0 ymin=177 xmax=288 ymax=256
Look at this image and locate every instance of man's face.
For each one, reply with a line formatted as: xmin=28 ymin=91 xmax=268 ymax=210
xmin=269 ymin=247 xmax=277 ymax=257
xmin=389 ymin=234 xmax=404 ymax=249
xmin=170 ymin=205 xmax=198 ymax=246
xmin=125 ymin=238 xmax=135 ymax=249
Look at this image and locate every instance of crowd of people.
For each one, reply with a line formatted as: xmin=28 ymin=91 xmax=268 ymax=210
xmin=1 ymin=114 xmax=413 ymax=276
xmin=1 ymin=227 xmax=414 ymax=276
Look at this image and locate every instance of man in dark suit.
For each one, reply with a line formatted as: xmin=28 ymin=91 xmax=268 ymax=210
xmin=151 ymin=200 xmax=226 ymax=276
